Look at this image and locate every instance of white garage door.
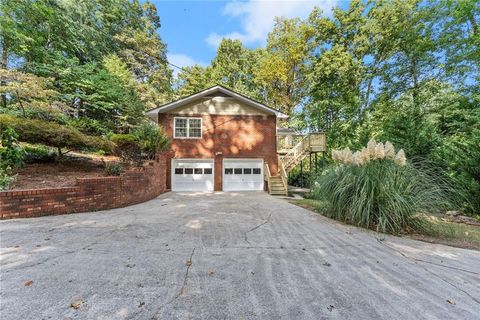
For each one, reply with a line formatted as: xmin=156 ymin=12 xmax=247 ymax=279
xmin=172 ymin=159 xmax=214 ymax=191
xmin=223 ymin=159 xmax=264 ymax=191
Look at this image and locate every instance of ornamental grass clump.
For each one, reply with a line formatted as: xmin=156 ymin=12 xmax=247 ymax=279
xmin=313 ymin=140 xmax=451 ymax=234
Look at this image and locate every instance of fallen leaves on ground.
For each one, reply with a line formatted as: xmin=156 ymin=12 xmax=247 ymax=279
xmin=447 ymin=299 xmax=456 ymax=305
xmin=24 ymin=280 xmax=33 ymax=286
xmin=70 ymin=300 xmax=84 ymax=309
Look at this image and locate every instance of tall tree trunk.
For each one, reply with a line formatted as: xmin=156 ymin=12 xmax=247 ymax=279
xmin=0 ymin=39 xmax=8 ymax=108
xmin=411 ymin=58 xmax=419 ymax=107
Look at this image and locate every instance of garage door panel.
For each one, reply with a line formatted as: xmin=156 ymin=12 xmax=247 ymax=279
xmin=223 ymin=159 xmax=263 ymax=191
xmin=172 ymin=159 xmax=214 ymax=191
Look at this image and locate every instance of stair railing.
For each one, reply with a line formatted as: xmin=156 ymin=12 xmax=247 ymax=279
xmin=278 ymin=156 xmax=289 ymax=196
xmin=264 ymin=161 xmax=272 ymax=194
xmin=280 ymin=135 xmax=309 ymax=171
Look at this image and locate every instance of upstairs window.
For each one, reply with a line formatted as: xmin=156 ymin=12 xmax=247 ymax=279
xmin=174 ymin=117 xmax=202 ymax=139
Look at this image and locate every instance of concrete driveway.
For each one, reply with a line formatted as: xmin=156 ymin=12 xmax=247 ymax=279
xmin=1 ymin=192 xmax=479 ymax=320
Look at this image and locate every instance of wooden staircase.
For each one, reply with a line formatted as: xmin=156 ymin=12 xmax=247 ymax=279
xmin=280 ymin=133 xmax=327 ymax=172
xmin=265 ymin=132 xmax=326 ymax=196
xmin=269 ymin=175 xmax=287 ymax=195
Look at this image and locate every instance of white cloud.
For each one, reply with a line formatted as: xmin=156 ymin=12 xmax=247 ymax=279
xmin=205 ymin=0 xmax=338 ymax=48
xmin=167 ymin=53 xmax=206 ymax=77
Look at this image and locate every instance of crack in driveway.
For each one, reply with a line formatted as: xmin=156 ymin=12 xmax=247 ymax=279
xmin=149 ymin=247 xmax=196 ymax=320
xmin=243 ymin=212 xmax=272 ymax=245
xmin=376 ymin=237 xmax=480 ymax=305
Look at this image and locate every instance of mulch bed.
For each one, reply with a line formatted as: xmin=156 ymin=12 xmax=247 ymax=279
xmin=10 ymin=157 xmax=109 ymax=190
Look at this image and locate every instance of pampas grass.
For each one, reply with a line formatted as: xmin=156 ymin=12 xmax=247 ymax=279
xmin=314 ymin=141 xmax=452 ymax=234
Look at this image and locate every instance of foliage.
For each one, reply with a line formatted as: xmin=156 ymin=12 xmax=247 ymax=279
xmin=254 ymin=17 xmax=314 ymax=114
xmin=104 ymin=162 xmax=122 ymax=176
xmin=0 ymin=167 xmax=15 ymax=190
xmin=312 ymin=141 xmax=454 ymax=234
xmin=312 ymin=160 xmax=451 ymax=235
xmin=288 ymin=167 xmax=312 ymax=188
xmin=176 ymin=39 xmax=261 ymax=99
xmin=176 ymin=65 xmax=214 ymax=97
xmin=109 ymin=133 xmax=143 ymax=166
xmin=1 ymin=0 xmax=172 ymax=134
xmin=23 ymin=145 xmax=56 ymax=164
xmin=0 ymin=127 xmax=24 ymax=191
xmin=0 ymin=68 xmax=63 ymax=117
xmin=109 ymin=122 xmax=169 ymax=164
xmin=0 ymin=127 xmax=24 ymax=171
xmin=132 ymin=122 xmax=170 ymax=160
xmin=0 ymin=115 xmax=114 ymax=156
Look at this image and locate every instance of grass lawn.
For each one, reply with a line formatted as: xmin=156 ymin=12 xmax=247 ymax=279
xmin=289 ymin=198 xmax=480 ymax=251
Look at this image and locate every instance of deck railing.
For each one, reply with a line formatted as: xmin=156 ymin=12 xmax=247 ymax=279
xmin=278 ymin=132 xmax=327 ymax=172
xmin=277 ymin=132 xmax=326 ymax=154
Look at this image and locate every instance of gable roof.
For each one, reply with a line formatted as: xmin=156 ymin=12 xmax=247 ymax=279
xmin=145 ymin=85 xmax=288 ymax=119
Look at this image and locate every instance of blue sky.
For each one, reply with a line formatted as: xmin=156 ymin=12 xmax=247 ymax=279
xmin=152 ymin=0 xmax=343 ymax=72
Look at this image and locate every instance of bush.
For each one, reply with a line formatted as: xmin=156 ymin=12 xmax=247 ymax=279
xmin=23 ymin=145 xmax=57 ymax=163
xmin=0 ymin=128 xmax=24 ymax=190
xmin=104 ymin=162 xmax=122 ymax=176
xmin=312 ymin=140 xmax=453 ymax=234
xmin=0 ymin=115 xmax=114 ymax=156
xmin=288 ymin=166 xmax=314 ymax=188
xmin=0 ymin=167 xmax=15 ymax=190
xmin=109 ymin=134 xmax=143 ymax=166
xmin=132 ymin=122 xmax=170 ymax=160
xmin=0 ymin=127 xmax=25 ymax=171
xmin=109 ymin=123 xmax=169 ymax=165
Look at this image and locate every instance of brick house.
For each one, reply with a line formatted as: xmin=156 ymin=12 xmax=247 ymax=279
xmin=146 ymin=85 xmax=289 ymax=193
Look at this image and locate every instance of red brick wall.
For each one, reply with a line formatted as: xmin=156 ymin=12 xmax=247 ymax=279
xmin=158 ymin=113 xmax=278 ymax=191
xmin=0 ymin=153 xmax=170 ymax=220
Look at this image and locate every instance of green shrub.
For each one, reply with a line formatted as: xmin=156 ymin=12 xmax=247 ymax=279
xmin=312 ymin=140 xmax=453 ymax=234
xmin=132 ymin=122 xmax=170 ymax=160
xmin=0 ymin=167 xmax=15 ymax=190
xmin=288 ymin=166 xmax=314 ymax=188
xmin=0 ymin=128 xmax=24 ymax=191
xmin=0 ymin=115 xmax=114 ymax=156
xmin=104 ymin=162 xmax=122 ymax=176
xmin=23 ymin=145 xmax=56 ymax=163
xmin=109 ymin=133 xmax=143 ymax=166
xmin=0 ymin=127 xmax=25 ymax=171
xmin=109 ymin=123 xmax=169 ymax=165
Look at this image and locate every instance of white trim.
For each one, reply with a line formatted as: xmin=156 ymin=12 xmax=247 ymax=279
xmin=173 ymin=117 xmax=203 ymax=139
xmin=146 ymin=85 xmax=288 ymax=119
xmin=171 ymin=158 xmax=215 ymax=192
xmin=222 ymin=158 xmax=264 ymax=191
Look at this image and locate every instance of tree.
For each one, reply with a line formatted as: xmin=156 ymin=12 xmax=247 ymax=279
xmin=210 ymin=39 xmax=260 ymax=98
xmin=175 ymin=39 xmax=261 ymax=99
xmin=254 ymin=17 xmax=314 ymax=115
xmin=176 ymin=65 xmax=214 ymax=97
xmin=0 ymin=0 xmax=172 ymax=134
xmin=0 ymin=68 xmax=61 ymax=117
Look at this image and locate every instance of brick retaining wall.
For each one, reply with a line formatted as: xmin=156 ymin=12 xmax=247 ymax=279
xmin=0 ymin=153 xmax=170 ymax=219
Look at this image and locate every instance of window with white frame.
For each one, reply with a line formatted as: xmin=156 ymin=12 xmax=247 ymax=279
xmin=174 ymin=117 xmax=202 ymax=138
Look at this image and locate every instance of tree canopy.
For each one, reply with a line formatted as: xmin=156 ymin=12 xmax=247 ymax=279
xmin=1 ymin=0 xmax=172 ymax=134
